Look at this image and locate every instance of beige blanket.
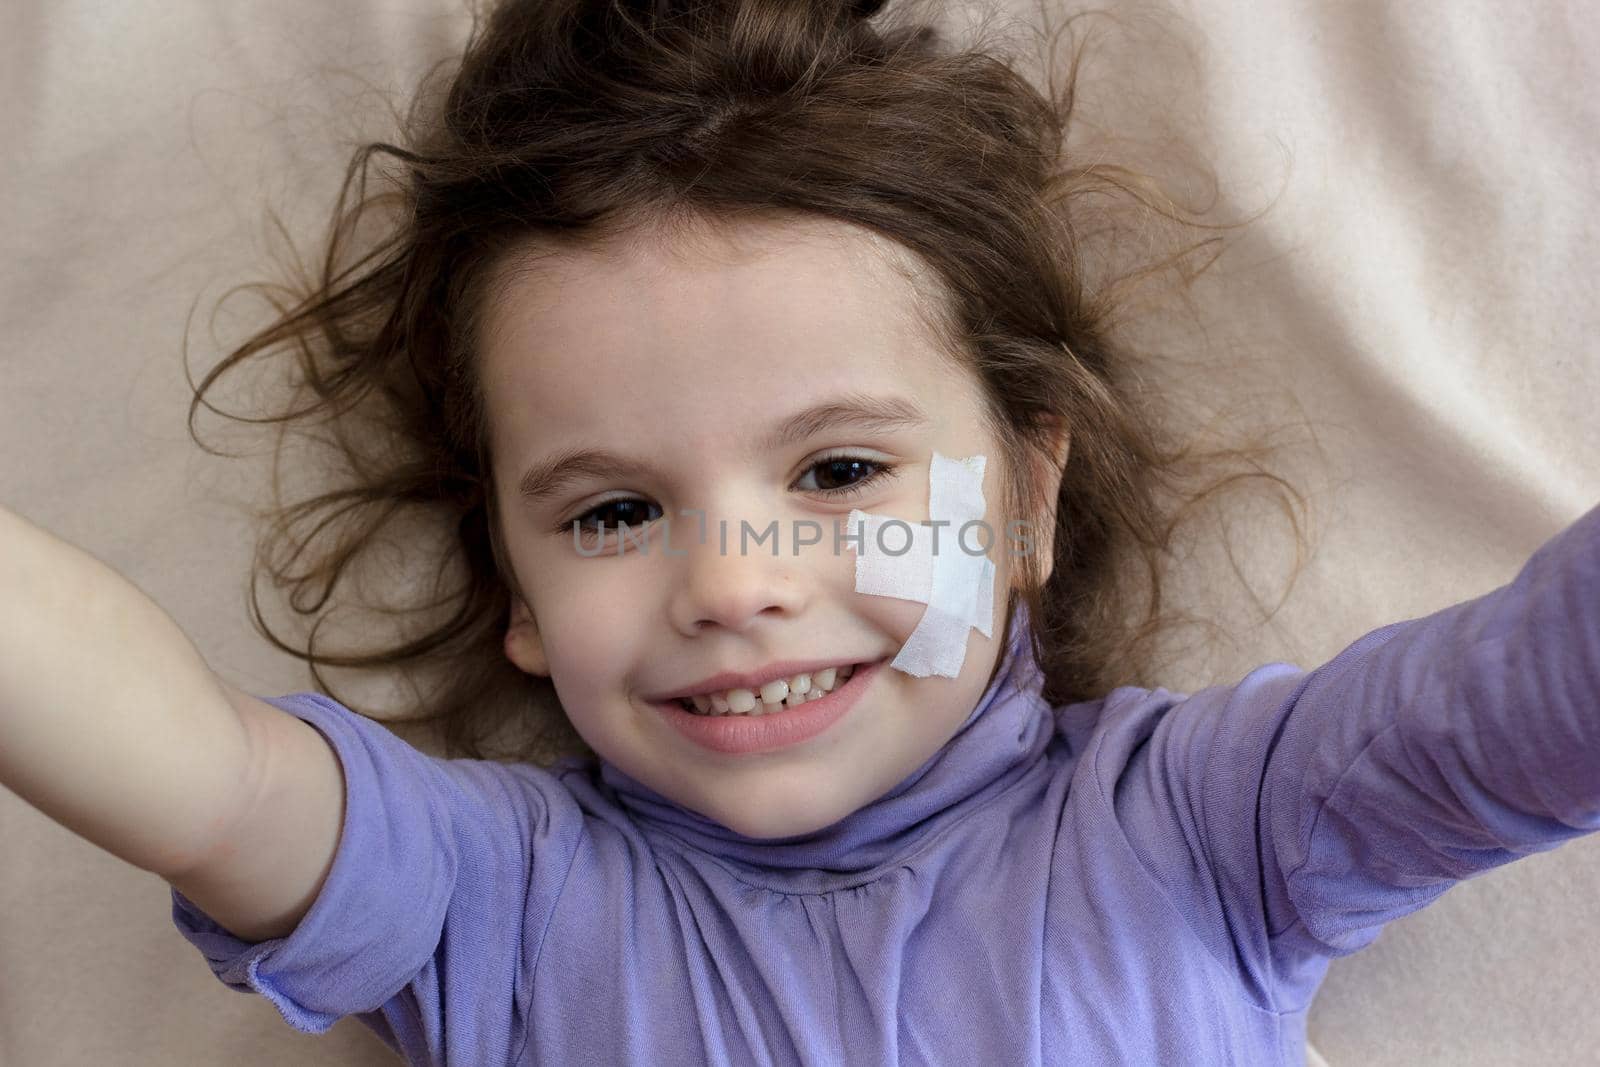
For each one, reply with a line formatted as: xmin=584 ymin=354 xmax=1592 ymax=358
xmin=2 ymin=1 xmax=1596 ymax=1063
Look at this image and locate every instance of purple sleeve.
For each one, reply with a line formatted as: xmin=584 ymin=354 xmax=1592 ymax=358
xmin=1094 ymin=502 xmax=1599 ymax=1002
xmin=170 ymin=691 xmax=586 ymax=1064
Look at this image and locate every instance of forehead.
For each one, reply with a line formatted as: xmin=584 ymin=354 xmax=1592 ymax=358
xmin=475 ymin=215 xmax=978 ymax=454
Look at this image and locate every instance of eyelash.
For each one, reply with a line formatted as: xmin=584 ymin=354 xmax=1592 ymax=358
xmin=556 ymin=453 xmax=899 ymax=543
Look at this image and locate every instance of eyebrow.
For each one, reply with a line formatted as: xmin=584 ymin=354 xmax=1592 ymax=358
xmin=516 ymin=393 xmax=930 ymax=505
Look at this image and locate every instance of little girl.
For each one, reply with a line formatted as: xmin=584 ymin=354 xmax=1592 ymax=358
xmin=2 ymin=0 xmax=1596 ymax=1065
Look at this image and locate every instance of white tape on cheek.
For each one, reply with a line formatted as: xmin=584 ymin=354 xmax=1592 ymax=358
xmin=846 ymin=451 xmax=995 ymax=678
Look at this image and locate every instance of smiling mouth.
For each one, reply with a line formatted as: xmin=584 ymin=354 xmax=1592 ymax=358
xmin=676 ymin=662 xmax=866 ymax=716
xmin=656 ymin=658 xmax=885 ymax=757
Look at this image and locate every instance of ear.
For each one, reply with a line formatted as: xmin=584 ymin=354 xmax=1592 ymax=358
xmin=504 ymin=592 xmax=551 ymax=677
xmin=1026 ymin=419 xmax=1072 ymax=587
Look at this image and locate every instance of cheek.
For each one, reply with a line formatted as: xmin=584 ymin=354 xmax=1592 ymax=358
xmin=534 ymin=580 xmax=636 ymax=693
xmin=849 ymin=593 xmax=926 ymax=647
xmin=888 ymin=665 xmax=986 ymax=750
xmin=848 ymin=531 xmax=1009 ymax=647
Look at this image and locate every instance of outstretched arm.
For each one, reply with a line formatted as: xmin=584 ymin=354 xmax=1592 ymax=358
xmin=1260 ymin=500 xmax=1600 ymax=958
xmin=0 ymin=503 xmax=342 ymax=940
xmin=1092 ymin=500 xmax=1600 ymax=1002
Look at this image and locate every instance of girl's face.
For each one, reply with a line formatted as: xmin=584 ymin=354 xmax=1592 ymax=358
xmin=481 ymin=215 xmax=1062 ymax=839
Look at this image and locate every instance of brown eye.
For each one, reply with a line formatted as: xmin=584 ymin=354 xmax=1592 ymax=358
xmin=570 ymin=499 xmax=663 ymax=541
xmin=796 ymin=455 xmax=897 ymax=497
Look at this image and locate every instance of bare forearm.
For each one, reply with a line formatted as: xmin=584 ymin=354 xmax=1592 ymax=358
xmin=0 ymin=503 xmax=254 ymax=876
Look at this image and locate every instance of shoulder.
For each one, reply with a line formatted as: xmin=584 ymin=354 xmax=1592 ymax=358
xmin=1050 ymin=664 xmax=1311 ymax=784
xmin=257 ymin=691 xmax=593 ymax=845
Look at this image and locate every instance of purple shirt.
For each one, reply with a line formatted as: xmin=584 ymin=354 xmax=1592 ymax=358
xmin=173 ymin=503 xmax=1600 ymax=1065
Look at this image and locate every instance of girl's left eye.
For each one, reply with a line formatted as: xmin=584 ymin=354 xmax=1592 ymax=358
xmin=793 ymin=454 xmax=897 ymax=497
xmin=556 ymin=454 xmax=898 ymax=541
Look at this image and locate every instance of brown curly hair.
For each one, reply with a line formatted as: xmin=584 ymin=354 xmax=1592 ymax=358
xmin=186 ymin=0 xmax=1306 ymax=765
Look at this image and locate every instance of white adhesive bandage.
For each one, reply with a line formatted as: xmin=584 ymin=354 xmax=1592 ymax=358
xmin=846 ymin=451 xmax=995 ymax=678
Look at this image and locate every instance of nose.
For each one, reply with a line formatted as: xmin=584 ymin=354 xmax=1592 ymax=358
xmin=667 ymin=514 xmax=809 ymax=634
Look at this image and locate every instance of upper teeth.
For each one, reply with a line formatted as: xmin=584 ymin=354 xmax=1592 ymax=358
xmin=683 ymin=664 xmax=856 ymax=716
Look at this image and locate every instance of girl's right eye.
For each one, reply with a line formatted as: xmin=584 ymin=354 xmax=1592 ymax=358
xmin=564 ymin=499 xmax=665 ymax=543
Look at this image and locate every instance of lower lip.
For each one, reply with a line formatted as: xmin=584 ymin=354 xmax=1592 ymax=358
xmin=654 ymin=659 xmax=883 ymax=756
